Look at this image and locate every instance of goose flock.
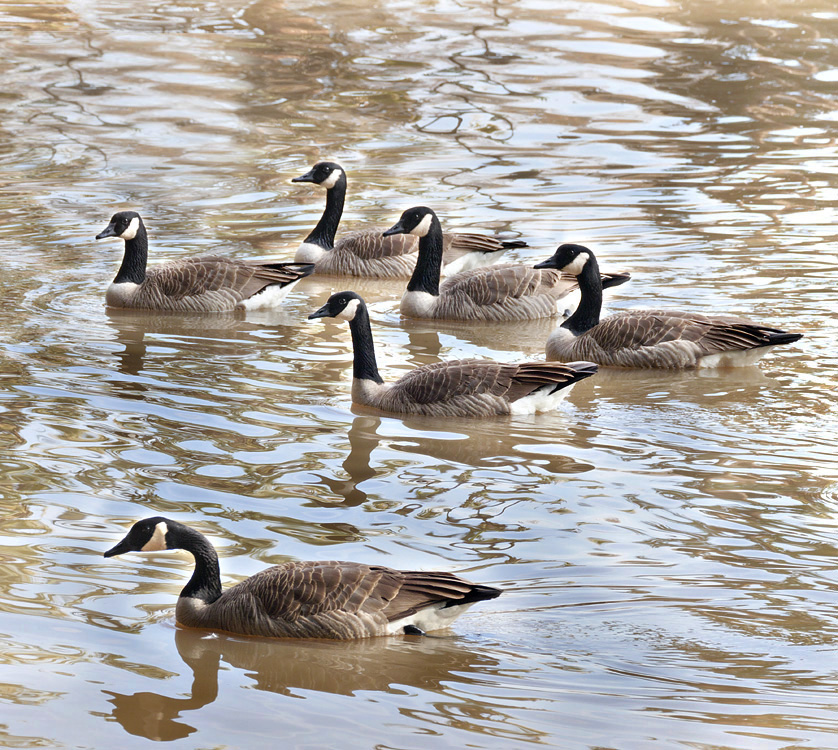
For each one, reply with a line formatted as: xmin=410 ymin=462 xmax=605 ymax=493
xmin=98 ymin=160 xmax=803 ymax=640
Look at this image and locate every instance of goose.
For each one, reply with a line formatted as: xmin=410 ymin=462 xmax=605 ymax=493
xmin=383 ymin=206 xmax=631 ymax=322
xmin=104 ymin=516 xmax=502 ymax=639
xmin=96 ymin=211 xmax=314 ymax=312
xmin=308 ymin=291 xmax=598 ymax=416
xmin=535 ymin=243 xmax=803 ymax=369
xmin=291 ymin=161 xmax=525 ymax=277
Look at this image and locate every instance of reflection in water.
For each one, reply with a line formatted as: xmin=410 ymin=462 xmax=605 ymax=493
xmin=310 ymin=415 xmax=381 ymax=507
xmin=105 ymin=627 xmax=512 ymax=743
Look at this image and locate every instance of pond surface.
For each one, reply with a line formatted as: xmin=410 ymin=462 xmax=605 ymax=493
xmin=1 ymin=0 xmax=837 ymax=748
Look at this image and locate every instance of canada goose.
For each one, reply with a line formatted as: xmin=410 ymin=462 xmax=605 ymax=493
xmin=104 ymin=516 xmax=502 ymax=639
xmin=383 ymin=206 xmax=631 ymax=322
xmin=308 ymin=291 xmax=598 ymax=416
xmin=96 ymin=211 xmax=314 ymax=312
xmin=291 ymin=161 xmax=525 ymax=277
xmin=535 ymin=243 xmax=803 ymax=369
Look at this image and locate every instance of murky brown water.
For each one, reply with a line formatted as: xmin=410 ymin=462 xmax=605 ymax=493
xmin=1 ymin=0 xmax=836 ymax=747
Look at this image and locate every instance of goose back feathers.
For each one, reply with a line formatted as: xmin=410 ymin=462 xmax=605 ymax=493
xmin=537 ymin=243 xmax=803 ymax=369
xmin=105 ymin=517 xmax=501 ymax=639
xmin=383 ymin=206 xmax=630 ymax=322
xmin=308 ymin=291 xmax=598 ymax=417
xmin=292 ymin=162 xmax=524 ymax=278
xmin=97 ymin=211 xmax=314 ymax=312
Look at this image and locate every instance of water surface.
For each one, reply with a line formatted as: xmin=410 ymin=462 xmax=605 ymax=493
xmin=0 ymin=0 xmax=837 ymax=748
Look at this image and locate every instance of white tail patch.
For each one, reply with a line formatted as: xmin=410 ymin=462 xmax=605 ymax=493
xmin=698 ymin=349 xmax=768 ymax=368
xmin=243 ymin=279 xmax=299 ymax=310
xmin=120 ymin=216 xmax=140 ymax=240
xmin=409 ymin=213 xmax=433 ymax=237
xmin=141 ymin=521 xmax=169 ymax=552
xmin=320 ymin=169 xmax=343 ymax=189
xmin=387 ymin=601 xmax=476 ymax=634
xmin=509 ymin=383 xmax=574 ymax=415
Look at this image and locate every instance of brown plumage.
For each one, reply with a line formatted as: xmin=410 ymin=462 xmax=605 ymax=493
xmin=384 ymin=206 xmax=629 ymax=322
xmin=548 ymin=309 xmax=802 ymax=368
xmin=96 ymin=211 xmax=313 ymax=312
xmin=104 ymin=517 xmax=502 ymax=640
xmin=538 ymin=243 xmax=803 ymax=369
xmin=292 ymin=162 xmax=523 ymax=278
xmin=308 ymin=291 xmax=599 ymax=417
xmin=307 ymin=230 xmax=521 ymax=279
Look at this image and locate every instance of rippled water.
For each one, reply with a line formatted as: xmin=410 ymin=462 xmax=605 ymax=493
xmin=1 ymin=0 xmax=837 ymax=747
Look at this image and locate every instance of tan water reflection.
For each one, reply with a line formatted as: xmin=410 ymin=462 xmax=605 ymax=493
xmin=106 ymin=628 xmax=511 ymax=742
xmin=1 ymin=0 xmax=837 ymax=748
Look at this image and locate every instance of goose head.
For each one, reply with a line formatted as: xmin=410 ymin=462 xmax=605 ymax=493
xmin=291 ymin=161 xmax=345 ymax=190
xmin=382 ymin=206 xmax=436 ymax=238
xmin=96 ymin=211 xmax=143 ymax=241
xmin=534 ymin=243 xmax=593 ymax=277
xmin=308 ymin=291 xmax=365 ymax=322
xmin=104 ymin=516 xmax=174 ymax=557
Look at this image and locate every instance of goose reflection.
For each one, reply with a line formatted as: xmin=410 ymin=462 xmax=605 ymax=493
xmin=311 ymin=415 xmax=381 ymax=506
xmin=104 ymin=626 xmax=504 ymax=742
xmin=103 ymin=306 xmax=307 ymax=384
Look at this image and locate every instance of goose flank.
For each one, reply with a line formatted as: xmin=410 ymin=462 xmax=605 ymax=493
xmin=308 ymin=291 xmax=599 ymax=416
xmin=105 ymin=517 xmax=502 ymax=639
xmin=383 ymin=206 xmax=631 ymax=322
xmin=292 ymin=162 xmax=525 ymax=277
xmin=536 ymin=243 xmax=803 ymax=369
xmin=96 ymin=211 xmax=314 ymax=312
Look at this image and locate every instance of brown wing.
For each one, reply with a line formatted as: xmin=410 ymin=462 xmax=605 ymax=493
xmin=382 ymin=570 xmax=500 ymax=621
xmin=443 ymin=233 xmax=523 ymax=260
xmin=440 ymin=264 xmax=575 ymax=306
xmin=148 ymin=257 xmax=310 ymax=301
xmin=335 ymin=231 xmax=418 ymax=260
xmin=392 ymin=359 xmax=515 ymax=404
xmin=505 ymin=361 xmax=598 ymax=401
xmin=391 ymin=358 xmax=596 ymax=405
xmin=233 ymin=561 xmax=402 ymax=622
xmin=583 ymin=309 xmax=801 ymax=357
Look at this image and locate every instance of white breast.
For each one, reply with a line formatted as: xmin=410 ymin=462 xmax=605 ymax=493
xmin=295 ymin=242 xmax=327 ymax=264
xmin=106 ymin=281 xmax=141 ymax=308
xmin=400 ymin=290 xmax=437 ymax=318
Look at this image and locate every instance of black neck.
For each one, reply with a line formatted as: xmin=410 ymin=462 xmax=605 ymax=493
xmin=562 ymin=253 xmax=603 ymax=335
xmin=113 ymin=221 xmax=149 ymax=284
xmin=348 ymin=303 xmax=384 ymax=384
xmin=303 ymin=173 xmax=346 ymax=250
xmin=406 ymin=215 xmax=443 ymax=296
xmin=170 ymin=523 xmax=223 ymax=604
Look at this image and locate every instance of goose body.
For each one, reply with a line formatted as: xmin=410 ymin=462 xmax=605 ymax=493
xmin=308 ymin=291 xmax=598 ymax=417
xmin=384 ymin=207 xmax=630 ymax=322
xmin=292 ymin=162 xmax=524 ymax=278
xmin=105 ymin=517 xmax=502 ymax=640
xmin=96 ymin=211 xmax=314 ymax=312
xmin=537 ymin=244 xmax=803 ymax=369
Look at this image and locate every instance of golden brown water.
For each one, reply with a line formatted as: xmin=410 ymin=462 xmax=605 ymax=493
xmin=1 ymin=0 xmax=837 ymax=747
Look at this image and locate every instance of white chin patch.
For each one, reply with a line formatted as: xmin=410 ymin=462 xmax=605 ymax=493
xmin=336 ymin=298 xmax=360 ymax=321
xmin=562 ymin=252 xmax=589 ymax=276
xmin=120 ymin=216 xmax=140 ymax=240
xmin=140 ymin=521 xmax=169 ymax=552
xmin=409 ymin=213 xmax=433 ymax=237
xmin=320 ymin=169 xmax=343 ymax=190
